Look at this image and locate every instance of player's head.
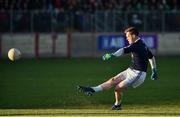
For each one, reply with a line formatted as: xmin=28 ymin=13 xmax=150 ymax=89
xmin=124 ymin=27 xmax=139 ymax=44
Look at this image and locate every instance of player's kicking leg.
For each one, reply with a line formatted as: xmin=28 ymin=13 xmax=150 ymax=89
xmin=77 ymin=85 xmax=95 ymax=96
xmin=77 ymin=75 xmax=122 ymax=96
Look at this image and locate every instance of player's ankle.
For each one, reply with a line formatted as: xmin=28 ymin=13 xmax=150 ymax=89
xmin=91 ymin=85 xmax=103 ymax=92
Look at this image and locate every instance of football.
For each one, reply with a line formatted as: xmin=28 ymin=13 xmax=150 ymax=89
xmin=8 ymin=48 xmax=21 ymax=61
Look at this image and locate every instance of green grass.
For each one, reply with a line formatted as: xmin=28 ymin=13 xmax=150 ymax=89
xmin=0 ymin=105 xmax=180 ymax=116
xmin=0 ymin=57 xmax=180 ymax=116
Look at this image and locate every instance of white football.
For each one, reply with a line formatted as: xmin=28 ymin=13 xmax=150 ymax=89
xmin=8 ymin=48 xmax=21 ymax=61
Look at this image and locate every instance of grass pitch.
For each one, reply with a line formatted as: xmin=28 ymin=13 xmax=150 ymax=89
xmin=0 ymin=106 xmax=180 ymax=116
xmin=0 ymin=57 xmax=180 ymax=116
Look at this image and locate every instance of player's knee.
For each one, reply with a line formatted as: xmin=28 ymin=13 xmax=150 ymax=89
xmin=109 ymin=77 xmax=116 ymax=85
xmin=110 ymin=77 xmax=115 ymax=81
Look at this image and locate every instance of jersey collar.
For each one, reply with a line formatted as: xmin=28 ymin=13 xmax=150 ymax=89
xmin=134 ymin=37 xmax=141 ymax=43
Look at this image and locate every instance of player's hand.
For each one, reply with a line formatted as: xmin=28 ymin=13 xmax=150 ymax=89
xmin=102 ymin=53 xmax=113 ymax=60
xmin=151 ymin=68 xmax=158 ymax=80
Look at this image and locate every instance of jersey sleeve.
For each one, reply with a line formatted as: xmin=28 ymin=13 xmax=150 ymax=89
xmin=147 ymin=48 xmax=154 ymax=59
xmin=112 ymin=48 xmax=124 ymax=57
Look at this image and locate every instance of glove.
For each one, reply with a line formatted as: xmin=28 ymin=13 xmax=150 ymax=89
xmin=102 ymin=53 xmax=114 ymax=60
xmin=151 ymin=68 xmax=158 ymax=80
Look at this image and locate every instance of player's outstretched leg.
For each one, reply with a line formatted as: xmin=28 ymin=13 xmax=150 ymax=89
xmin=77 ymin=85 xmax=95 ymax=96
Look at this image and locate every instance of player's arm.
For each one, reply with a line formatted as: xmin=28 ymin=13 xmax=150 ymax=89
xmin=102 ymin=44 xmax=134 ymax=60
xmin=148 ymin=49 xmax=158 ymax=80
xmin=149 ymin=56 xmax=156 ymax=70
xmin=102 ymin=48 xmax=124 ymax=60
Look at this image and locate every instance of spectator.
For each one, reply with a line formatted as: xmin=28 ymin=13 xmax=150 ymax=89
xmin=0 ymin=0 xmax=179 ymax=12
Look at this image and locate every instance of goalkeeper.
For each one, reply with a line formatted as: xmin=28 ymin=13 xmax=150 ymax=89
xmin=77 ymin=27 xmax=158 ymax=110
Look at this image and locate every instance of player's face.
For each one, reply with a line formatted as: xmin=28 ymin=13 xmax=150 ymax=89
xmin=126 ymin=32 xmax=134 ymax=44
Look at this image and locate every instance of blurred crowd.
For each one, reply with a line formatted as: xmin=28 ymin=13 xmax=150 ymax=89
xmin=0 ymin=0 xmax=179 ymax=33
xmin=0 ymin=0 xmax=179 ymax=12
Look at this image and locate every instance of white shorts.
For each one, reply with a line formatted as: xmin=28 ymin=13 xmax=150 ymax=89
xmin=115 ymin=68 xmax=146 ymax=88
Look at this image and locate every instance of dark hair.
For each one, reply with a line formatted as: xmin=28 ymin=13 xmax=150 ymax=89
xmin=124 ymin=27 xmax=139 ymax=36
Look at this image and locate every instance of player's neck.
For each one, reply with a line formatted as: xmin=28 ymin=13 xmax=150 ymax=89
xmin=133 ymin=37 xmax=140 ymax=43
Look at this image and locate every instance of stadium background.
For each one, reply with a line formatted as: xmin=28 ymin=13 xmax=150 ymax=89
xmin=0 ymin=0 xmax=180 ymax=116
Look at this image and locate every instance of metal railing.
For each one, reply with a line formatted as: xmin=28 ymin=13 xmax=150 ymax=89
xmin=0 ymin=10 xmax=179 ymax=33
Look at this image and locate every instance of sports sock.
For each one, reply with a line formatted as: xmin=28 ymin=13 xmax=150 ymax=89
xmin=114 ymin=101 xmax=121 ymax=106
xmin=91 ymin=85 xmax=103 ymax=92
